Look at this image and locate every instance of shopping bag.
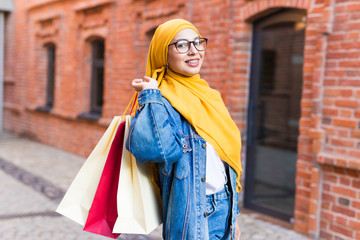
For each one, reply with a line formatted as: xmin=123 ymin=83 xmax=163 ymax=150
xmin=113 ymin=115 xmax=162 ymax=234
xmin=56 ymin=116 xmax=123 ymax=225
xmin=83 ymin=119 xmax=126 ymax=239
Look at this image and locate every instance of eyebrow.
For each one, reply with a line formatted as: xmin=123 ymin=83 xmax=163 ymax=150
xmin=171 ymin=36 xmax=201 ymax=44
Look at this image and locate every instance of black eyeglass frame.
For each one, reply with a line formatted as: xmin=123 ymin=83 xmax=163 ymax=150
xmin=168 ymin=38 xmax=208 ymax=53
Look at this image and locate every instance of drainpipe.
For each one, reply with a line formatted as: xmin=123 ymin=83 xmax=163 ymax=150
xmin=0 ymin=0 xmax=13 ymax=132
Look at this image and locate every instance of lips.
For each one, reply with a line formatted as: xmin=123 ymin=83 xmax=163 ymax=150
xmin=185 ymin=59 xmax=200 ymax=67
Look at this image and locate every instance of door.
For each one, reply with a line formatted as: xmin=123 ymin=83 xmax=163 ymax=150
xmin=244 ymin=9 xmax=306 ymax=221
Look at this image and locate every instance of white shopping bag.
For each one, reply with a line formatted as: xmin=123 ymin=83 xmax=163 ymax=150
xmin=113 ymin=115 xmax=162 ymax=234
xmin=56 ymin=116 xmax=124 ymax=225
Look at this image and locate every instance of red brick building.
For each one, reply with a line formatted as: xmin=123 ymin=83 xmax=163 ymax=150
xmin=3 ymin=0 xmax=360 ymax=239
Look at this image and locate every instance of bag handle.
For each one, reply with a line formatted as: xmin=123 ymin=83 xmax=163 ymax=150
xmin=122 ymin=92 xmax=138 ymax=116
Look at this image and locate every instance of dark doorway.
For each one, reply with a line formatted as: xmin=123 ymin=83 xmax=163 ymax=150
xmin=244 ymin=9 xmax=306 ymax=221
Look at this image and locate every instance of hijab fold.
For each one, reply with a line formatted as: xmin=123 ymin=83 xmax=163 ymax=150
xmin=146 ymin=19 xmax=242 ymax=192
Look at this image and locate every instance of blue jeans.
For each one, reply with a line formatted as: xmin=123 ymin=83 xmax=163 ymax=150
xmin=206 ymin=184 xmax=231 ymax=240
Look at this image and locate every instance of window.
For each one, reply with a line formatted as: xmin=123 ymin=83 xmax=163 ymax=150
xmin=90 ymin=39 xmax=105 ymax=115
xmin=259 ymin=49 xmax=276 ymax=93
xmin=36 ymin=43 xmax=56 ymax=112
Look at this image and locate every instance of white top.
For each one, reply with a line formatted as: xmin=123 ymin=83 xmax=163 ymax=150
xmin=205 ymin=142 xmax=227 ymax=195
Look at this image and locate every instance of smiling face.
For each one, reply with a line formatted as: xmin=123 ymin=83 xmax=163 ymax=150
xmin=167 ymin=29 xmax=205 ymax=77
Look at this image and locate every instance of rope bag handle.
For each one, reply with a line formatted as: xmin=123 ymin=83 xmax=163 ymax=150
xmin=122 ymin=92 xmax=138 ymax=116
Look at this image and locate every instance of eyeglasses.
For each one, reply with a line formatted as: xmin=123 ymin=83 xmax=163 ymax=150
xmin=168 ymin=38 xmax=208 ymax=53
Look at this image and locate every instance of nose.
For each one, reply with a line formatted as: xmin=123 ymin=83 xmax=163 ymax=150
xmin=188 ymin=43 xmax=198 ymax=55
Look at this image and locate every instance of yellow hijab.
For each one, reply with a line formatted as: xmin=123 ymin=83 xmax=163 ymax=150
xmin=146 ymin=19 xmax=242 ymax=192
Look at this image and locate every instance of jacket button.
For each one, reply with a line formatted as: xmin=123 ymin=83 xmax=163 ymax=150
xmin=201 ymin=177 xmax=206 ymax=182
xmin=204 ymin=212 xmax=208 ymax=217
xmin=202 ymin=143 xmax=207 ymax=148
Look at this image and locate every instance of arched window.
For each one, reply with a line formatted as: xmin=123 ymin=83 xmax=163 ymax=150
xmin=90 ymin=39 xmax=105 ymax=115
xmin=45 ymin=43 xmax=56 ymax=108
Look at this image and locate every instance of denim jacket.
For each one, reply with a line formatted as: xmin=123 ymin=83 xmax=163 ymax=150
xmin=126 ymin=89 xmax=239 ymax=240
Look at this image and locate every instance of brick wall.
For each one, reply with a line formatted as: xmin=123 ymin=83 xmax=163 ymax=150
xmin=314 ymin=1 xmax=360 ymax=239
xmin=319 ymin=166 xmax=360 ymax=239
xmin=4 ymin=0 xmax=360 ymax=239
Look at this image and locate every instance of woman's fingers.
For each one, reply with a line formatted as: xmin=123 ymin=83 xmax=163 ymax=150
xmin=143 ymin=76 xmax=153 ymax=82
xmin=131 ymin=79 xmax=144 ymax=92
xmin=131 ymin=77 xmax=158 ymax=91
xmin=143 ymin=76 xmax=158 ymax=89
xmin=132 ymin=78 xmax=143 ymax=84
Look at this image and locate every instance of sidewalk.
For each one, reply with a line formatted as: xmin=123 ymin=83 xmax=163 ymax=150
xmin=0 ymin=131 xmax=311 ymax=240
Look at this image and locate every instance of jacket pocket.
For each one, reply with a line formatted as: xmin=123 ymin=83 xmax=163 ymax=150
xmin=174 ymin=157 xmax=190 ymax=180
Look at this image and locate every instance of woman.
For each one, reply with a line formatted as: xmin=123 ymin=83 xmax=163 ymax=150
xmin=126 ymin=19 xmax=242 ymax=240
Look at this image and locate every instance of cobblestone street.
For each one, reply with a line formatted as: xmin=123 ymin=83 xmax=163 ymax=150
xmin=0 ymin=132 xmax=311 ymax=240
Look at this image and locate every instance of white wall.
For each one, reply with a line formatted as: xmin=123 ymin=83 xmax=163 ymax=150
xmin=0 ymin=0 xmax=13 ymax=131
xmin=0 ymin=0 xmax=13 ymax=12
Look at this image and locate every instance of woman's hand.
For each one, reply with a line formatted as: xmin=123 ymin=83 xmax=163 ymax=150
xmin=132 ymin=76 xmax=158 ymax=92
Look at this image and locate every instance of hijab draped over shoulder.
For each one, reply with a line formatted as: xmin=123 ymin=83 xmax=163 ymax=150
xmin=146 ymin=19 xmax=242 ymax=192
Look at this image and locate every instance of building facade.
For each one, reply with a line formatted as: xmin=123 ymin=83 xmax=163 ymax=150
xmin=3 ymin=0 xmax=360 ymax=239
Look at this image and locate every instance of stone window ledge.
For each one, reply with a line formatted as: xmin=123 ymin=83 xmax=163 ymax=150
xmin=318 ymin=153 xmax=360 ymax=171
xmin=35 ymin=105 xmax=52 ymax=113
xmin=77 ymin=112 xmax=101 ymax=122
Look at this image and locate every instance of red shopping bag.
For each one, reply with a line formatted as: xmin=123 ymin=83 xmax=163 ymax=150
xmin=83 ymin=120 xmax=126 ymax=239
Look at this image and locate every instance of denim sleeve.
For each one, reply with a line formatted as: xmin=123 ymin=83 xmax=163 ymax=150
xmin=126 ymin=89 xmax=183 ymax=166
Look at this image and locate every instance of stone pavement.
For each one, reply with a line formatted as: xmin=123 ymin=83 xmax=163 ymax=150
xmin=0 ymin=131 xmax=312 ymax=240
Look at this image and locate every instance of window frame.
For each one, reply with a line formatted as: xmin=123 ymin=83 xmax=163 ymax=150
xmin=37 ymin=43 xmax=56 ymax=112
xmin=89 ymin=39 xmax=105 ymax=116
xmin=45 ymin=43 xmax=56 ymax=108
